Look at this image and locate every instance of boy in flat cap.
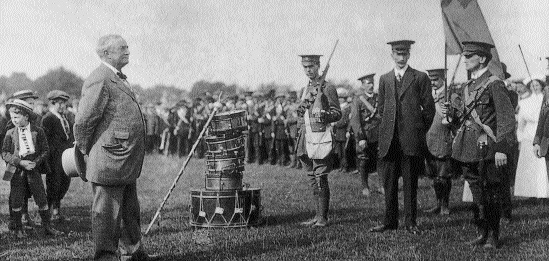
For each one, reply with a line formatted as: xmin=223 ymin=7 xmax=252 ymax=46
xmin=2 ymin=99 xmax=62 ymax=238
xmin=424 ymin=69 xmax=454 ymax=215
xmin=348 ymin=73 xmax=384 ymax=196
xmin=444 ymin=41 xmax=515 ymax=248
xmin=370 ymin=40 xmax=435 ymax=234
xmin=296 ymin=54 xmax=341 ymax=227
xmin=41 ymin=90 xmax=74 ymax=221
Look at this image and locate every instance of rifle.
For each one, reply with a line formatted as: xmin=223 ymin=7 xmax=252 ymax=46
xmin=313 ymin=39 xmax=339 ymax=93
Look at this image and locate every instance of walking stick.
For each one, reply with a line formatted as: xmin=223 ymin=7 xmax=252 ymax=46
xmin=145 ymin=92 xmax=222 ymax=235
xmin=518 ymin=44 xmax=533 ymax=80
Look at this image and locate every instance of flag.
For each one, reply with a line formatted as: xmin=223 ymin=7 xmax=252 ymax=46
xmin=441 ymin=0 xmax=504 ymax=79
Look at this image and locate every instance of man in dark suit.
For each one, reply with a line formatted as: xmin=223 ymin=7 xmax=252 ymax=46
xmin=41 ymin=90 xmax=73 ymax=221
xmin=348 ymin=73 xmax=384 ymax=196
xmin=370 ymin=40 xmax=435 ymax=234
xmin=74 ymin=34 xmax=155 ymax=261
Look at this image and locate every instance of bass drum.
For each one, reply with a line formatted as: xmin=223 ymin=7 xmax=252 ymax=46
xmin=189 ymin=188 xmax=262 ymax=228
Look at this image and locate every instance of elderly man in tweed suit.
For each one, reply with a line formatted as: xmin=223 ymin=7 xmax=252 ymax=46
xmin=74 ymin=34 xmax=155 ymax=261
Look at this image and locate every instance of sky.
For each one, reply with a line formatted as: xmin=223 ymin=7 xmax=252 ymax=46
xmin=1 ymin=0 xmax=548 ymax=91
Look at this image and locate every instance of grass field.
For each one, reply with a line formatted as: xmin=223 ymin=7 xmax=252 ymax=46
xmin=1 ymin=154 xmax=549 ymax=260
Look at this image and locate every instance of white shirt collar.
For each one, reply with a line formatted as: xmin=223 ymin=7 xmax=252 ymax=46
xmin=364 ymin=92 xmax=374 ymax=98
xmin=101 ymin=61 xmax=121 ymax=75
xmin=471 ymin=67 xmax=489 ymax=80
xmin=49 ymin=107 xmax=63 ymax=119
xmin=394 ymin=64 xmax=409 ymax=77
xmin=19 ymin=122 xmax=30 ymax=131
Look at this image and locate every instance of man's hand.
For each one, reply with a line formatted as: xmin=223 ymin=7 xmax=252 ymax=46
xmin=358 ymin=140 xmax=367 ymax=150
xmin=440 ymin=102 xmax=449 ymax=116
xmin=533 ymin=144 xmax=542 ymax=158
xmin=19 ymin=160 xmax=36 ymax=171
xmin=495 ymin=152 xmax=507 ymax=167
xmin=346 ymin=132 xmax=350 ymax=139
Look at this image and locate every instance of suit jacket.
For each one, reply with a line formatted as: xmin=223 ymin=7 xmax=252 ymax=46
xmin=348 ymin=93 xmax=380 ymax=143
xmin=533 ymin=88 xmax=549 ymax=156
xmin=377 ymin=67 xmax=435 ymax=157
xmin=2 ymin=124 xmax=49 ymax=175
xmin=42 ymin=111 xmax=74 ymax=156
xmin=426 ymin=89 xmax=453 ymax=158
xmin=74 ymin=64 xmax=146 ymax=185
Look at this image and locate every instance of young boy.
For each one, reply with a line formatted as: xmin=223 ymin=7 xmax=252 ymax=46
xmin=1 ymin=99 xmax=61 ymax=238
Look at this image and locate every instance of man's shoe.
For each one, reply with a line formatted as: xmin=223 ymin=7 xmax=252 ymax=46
xmin=299 ymin=218 xmax=318 ymax=227
xmin=483 ymin=237 xmax=499 ymax=249
xmin=405 ymin=225 xmax=421 ymax=234
xmin=312 ymin=217 xmax=328 ymax=228
xmin=467 ymin=235 xmax=487 ymax=246
xmin=440 ymin=206 xmax=450 ymax=215
xmin=425 ymin=205 xmax=440 ymax=214
xmin=369 ymin=224 xmax=397 ymax=233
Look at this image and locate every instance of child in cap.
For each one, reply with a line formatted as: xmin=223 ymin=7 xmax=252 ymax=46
xmin=1 ymin=99 xmax=62 ymax=238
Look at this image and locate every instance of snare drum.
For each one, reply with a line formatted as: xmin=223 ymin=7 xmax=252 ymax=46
xmin=189 ymin=188 xmax=261 ymax=228
xmin=204 ymin=135 xmax=245 ymax=153
xmin=206 ymin=155 xmax=245 ymax=173
xmin=209 ymin=110 xmax=247 ymax=134
xmin=205 ymin=172 xmax=242 ymax=190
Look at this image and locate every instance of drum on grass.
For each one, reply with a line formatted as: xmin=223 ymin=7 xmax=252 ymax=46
xmin=206 ymin=148 xmax=245 ymax=159
xmin=204 ymin=172 xmax=242 ymax=190
xmin=206 ymin=155 xmax=245 ymax=173
xmin=204 ymin=135 xmax=245 ymax=154
xmin=208 ymin=110 xmax=247 ymax=135
xmin=189 ymin=188 xmax=261 ymax=228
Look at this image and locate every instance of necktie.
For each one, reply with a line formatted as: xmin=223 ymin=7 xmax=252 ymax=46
xmin=117 ymin=72 xmax=127 ymax=80
xmin=61 ymin=115 xmax=71 ymax=140
xmin=20 ymin=127 xmax=31 ymax=153
xmin=396 ymin=74 xmax=402 ymax=82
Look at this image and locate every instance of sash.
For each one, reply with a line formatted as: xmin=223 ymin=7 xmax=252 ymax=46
xmin=359 ymin=96 xmax=375 ymax=113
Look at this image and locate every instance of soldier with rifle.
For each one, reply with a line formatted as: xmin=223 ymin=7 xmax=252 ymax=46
xmin=424 ymin=68 xmax=454 ymax=215
xmin=348 ymin=73 xmax=383 ymax=196
xmin=296 ymin=41 xmax=341 ymax=227
xmin=443 ymin=41 xmax=515 ymax=248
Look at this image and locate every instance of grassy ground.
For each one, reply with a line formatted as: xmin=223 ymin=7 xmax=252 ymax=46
xmin=1 ymin=154 xmax=549 ymax=260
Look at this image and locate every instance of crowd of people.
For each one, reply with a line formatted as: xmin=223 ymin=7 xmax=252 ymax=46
xmin=1 ymin=33 xmax=549 ymax=259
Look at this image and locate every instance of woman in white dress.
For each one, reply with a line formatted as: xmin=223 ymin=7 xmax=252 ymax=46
xmin=514 ymin=78 xmax=549 ymax=198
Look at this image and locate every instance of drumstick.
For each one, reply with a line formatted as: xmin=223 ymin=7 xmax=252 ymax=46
xmin=145 ymin=92 xmax=223 ymax=235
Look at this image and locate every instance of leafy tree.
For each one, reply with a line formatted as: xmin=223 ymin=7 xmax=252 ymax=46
xmin=33 ymin=67 xmax=84 ymax=98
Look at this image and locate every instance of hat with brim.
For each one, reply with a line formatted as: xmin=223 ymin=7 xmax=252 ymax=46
xmin=387 ymin=40 xmax=415 ymax=54
xmin=62 ymin=146 xmax=86 ymax=178
xmin=501 ymin=62 xmax=511 ymax=79
xmin=47 ymin=90 xmax=70 ymax=101
xmin=461 ymin=41 xmax=494 ymax=56
xmin=299 ymin=55 xmax=322 ymax=65
xmin=358 ymin=73 xmax=375 ymax=82
xmin=11 ymin=90 xmax=38 ymax=100
xmin=6 ymin=99 xmax=34 ymax=116
xmin=426 ymin=69 xmax=447 ymax=80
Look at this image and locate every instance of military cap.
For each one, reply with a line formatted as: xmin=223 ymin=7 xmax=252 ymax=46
xmin=501 ymin=62 xmax=511 ymax=79
xmin=243 ymin=91 xmax=253 ymax=97
xmin=358 ymin=73 xmax=375 ymax=82
xmin=387 ymin=40 xmax=415 ymax=54
xmin=6 ymin=99 xmax=34 ymax=115
xmin=336 ymin=88 xmax=349 ymax=98
xmin=461 ymin=41 xmax=494 ymax=56
xmin=426 ymin=69 xmax=447 ymax=80
xmin=11 ymin=90 xmax=38 ymax=100
xmin=299 ymin=55 xmax=322 ymax=65
xmin=287 ymin=90 xmax=297 ymax=99
xmin=47 ymin=90 xmax=70 ymax=101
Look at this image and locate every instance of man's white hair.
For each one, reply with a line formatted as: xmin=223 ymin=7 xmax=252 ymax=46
xmin=96 ymin=34 xmax=124 ymax=58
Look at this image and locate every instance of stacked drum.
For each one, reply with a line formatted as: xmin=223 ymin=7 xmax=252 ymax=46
xmin=189 ymin=110 xmax=262 ymax=228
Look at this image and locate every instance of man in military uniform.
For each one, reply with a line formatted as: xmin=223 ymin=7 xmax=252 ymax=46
xmin=370 ymin=40 xmax=435 ymax=234
xmin=296 ymin=54 xmax=341 ymax=227
xmin=285 ymin=91 xmax=300 ymax=168
xmin=259 ymin=96 xmax=274 ymax=165
xmin=192 ymin=97 xmax=209 ymax=159
xmin=331 ymin=88 xmax=350 ymax=172
xmin=444 ymin=41 xmax=515 ymax=248
xmin=424 ymin=69 xmax=454 ymax=215
xmin=272 ymin=92 xmax=288 ymax=166
xmin=349 ymin=73 xmax=384 ymax=196
xmin=245 ymin=92 xmax=259 ymax=164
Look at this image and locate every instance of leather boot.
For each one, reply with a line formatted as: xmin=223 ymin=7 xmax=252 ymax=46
xmin=359 ymin=159 xmax=370 ymax=196
xmin=288 ymin=154 xmax=296 ymax=168
xmin=40 ymin=210 xmax=63 ymax=236
xmin=484 ymin=202 xmax=501 ymax=249
xmin=11 ymin=211 xmax=25 ymax=238
xmin=300 ymin=190 xmax=319 ymax=226
xmin=313 ymin=178 xmax=329 ymax=228
xmin=426 ymin=182 xmax=441 ymax=214
xmin=467 ymin=219 xmax=488 ymax=245
xmin=440 ymin=181 xmax=451 ymax=215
